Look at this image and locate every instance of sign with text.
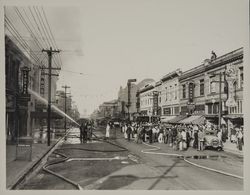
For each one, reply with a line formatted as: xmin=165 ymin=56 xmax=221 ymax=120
xmin=225 ymin=65 xmax=237 ymax=107
xmin=188 ymin=82 xmax=194 ymax=102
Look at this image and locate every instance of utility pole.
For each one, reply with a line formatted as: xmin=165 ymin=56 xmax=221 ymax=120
xmin=42 ymin=47 xmax=60 ymax=146
xmin=62 ymin=85 xmax=71 ymax=138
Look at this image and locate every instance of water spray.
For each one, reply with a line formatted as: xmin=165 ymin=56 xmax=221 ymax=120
xmin=28 ymin=89 xmax=80 ymax=127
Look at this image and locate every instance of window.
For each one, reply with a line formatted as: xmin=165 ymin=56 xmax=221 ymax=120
xmin=174 ymin=84 xmax=178 ymax=100
xmin=209 ymin=76 xmax=216 ymax=93
xmin=165 ymin=87 xmax=168 ymax=101
xmin=240 ymin=73 xmax=243 ymax=89
xmin=182 ymin=84 xmax=186 ymax=99
xmin=174 ymin=106 xmax=179 ymax=115
xmin=208 ymin=104 xmax=212 ymax=114
xmin=169 ymin=86 xmax=172 ymax=101
xmin=200 ymin=79 xmax=204 ymax=96
xmin=163 ymin=108 xmax=171 ymax=115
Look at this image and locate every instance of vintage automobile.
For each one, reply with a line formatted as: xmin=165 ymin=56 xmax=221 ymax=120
xmin=204 ymin=129 xmax=223 ymax=151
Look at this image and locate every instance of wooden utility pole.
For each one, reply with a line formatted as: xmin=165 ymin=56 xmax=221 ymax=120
xmin=42 ymin=47 xmax=60 ymax=146
xmin=62 ymin=85 xmax=71 ymax=138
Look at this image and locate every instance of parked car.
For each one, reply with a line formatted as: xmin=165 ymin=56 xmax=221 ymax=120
xmin=204 ymin=130 xmax=223 ymax=151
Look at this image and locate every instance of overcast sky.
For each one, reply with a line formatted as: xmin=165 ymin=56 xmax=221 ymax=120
xmin=4 ymin=0 xmax=248 ymax=116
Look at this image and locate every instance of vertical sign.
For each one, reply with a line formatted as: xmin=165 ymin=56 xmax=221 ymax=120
xmin=188 ymin=82 xmax=194 ymax=103
xmin=153 ymin=91 xmax=158 ymax=115
xmin=225 ymin=65 xmax=237 ymax=107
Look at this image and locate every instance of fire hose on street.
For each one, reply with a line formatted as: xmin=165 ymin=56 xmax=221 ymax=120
xmin=42 ymin=131 xmax=128 ymax=190
xmin=41 ymin=128 xmax=243 ymax=190
xmin=141 ymin=142 xmax=243 ymax=180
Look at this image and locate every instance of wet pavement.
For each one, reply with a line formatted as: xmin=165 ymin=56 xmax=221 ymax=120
xmin=18 ymin=127 xmax=243 ymax=190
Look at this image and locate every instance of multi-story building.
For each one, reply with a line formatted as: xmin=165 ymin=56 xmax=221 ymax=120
xmin=117 ymin=78 xmax=154 ymax=120
xmin=178 ymin=48 xmax=243 ymax=137
xmin=99 ymin=100 xmax=119 ymax=118
xmin=5 ymin=33 xmax=61 ymax=142
xmin=139 ymin=83 xmax=155 ymax=116
xmin=160 ymin=69 xmax=182 ymax=122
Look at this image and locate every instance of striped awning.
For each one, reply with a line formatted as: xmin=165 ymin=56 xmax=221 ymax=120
xmin=168 ymin=115 xmax=187 ymax=124
xmin=178 ymin=115 xmax=205 ymax=125
xmin=161 ymin=115 xmax=176 ymax=123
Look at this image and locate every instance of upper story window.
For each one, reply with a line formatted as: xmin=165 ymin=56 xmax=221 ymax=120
xmin=240 ymin=73 xmax=243 ymax=89
xmin=165 ymin=87 xmax=168 ymax=101
xmin=169 ymin=85 xmax=172 ymax=101
xmin=200 ymin=79 xmax=204 ymax=96
xmin=174 ymin=84 xmax=178 ymax=100
xmin=182 ymin=84 xmax=186 ymax=99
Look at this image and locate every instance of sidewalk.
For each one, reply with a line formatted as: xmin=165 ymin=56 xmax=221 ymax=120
xmin=6 ymin=129 xmax=67 ymax=189
xmin=222 ymin=141 xmax=243 ymax=157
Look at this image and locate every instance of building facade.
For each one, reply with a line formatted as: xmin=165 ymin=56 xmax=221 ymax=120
xmin=5 ymin=34 xmax=60 ymax=143
xmin=139 ymin=83 xmax=155 ymax=116
xmin=160 ymin=69 xmax=182 ymax=121
xmin=117 ymin=78 xmax=154 ymax=120
xmin=178 ymin=48 xmax=243 ymax=137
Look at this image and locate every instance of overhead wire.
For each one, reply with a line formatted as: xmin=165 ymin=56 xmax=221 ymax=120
xmin=5 ymin=16 xmax=44 ymax=67
xmin=41 ymin=7 xmax=63 ymax=67
xmin=35 ymin=6 xmax=60 ymax=69
xmin=33 ymin=6 xmax=60 ymax=71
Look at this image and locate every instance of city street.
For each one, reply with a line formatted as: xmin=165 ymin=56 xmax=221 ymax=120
xmin=18 ymin=127 xmax=243 ymax=190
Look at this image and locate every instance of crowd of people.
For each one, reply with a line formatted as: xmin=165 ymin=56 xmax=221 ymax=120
xmin=115 ymin=122 xmax=244 ymax=151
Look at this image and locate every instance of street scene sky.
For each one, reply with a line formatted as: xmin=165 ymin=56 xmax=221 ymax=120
xmin=4 ymin=0 xmax=248 ymax=116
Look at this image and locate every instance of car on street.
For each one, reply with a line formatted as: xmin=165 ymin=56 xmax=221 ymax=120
xmin=204 ymin=129 xmax=223 ymax=151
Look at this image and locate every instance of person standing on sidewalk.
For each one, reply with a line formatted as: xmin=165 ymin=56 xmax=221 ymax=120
xmin=198 ymin=129 xmax=205 ymax=151
xmin=236 ymin=128 xmax=243 ymax=151
xmin=181 ymin=129 xmax=187 ymax=150
xmin=193 ymin=125 xmax=198 ymax=149
xmin=79 ymin=123 xmax=84 ymax=143
xmin=105 ymin=122 xmax=110 ymax=139
xmin=126 ymin=124 xmax=132 ymax=141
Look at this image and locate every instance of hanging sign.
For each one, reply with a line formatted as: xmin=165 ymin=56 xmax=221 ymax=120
xmin=188 ymin=82 xmax=194 ymax=103
xmin=225 ymin=65 xmax=237 ymax=107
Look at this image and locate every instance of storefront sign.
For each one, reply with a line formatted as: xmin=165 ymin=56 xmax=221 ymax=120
xmin=153 ymin=91 xmax=158 ymax=115
xmin=188 ymin=82 xmax=194 ymax=102
xmin=225 ymin=65 xmax=237 ymax=107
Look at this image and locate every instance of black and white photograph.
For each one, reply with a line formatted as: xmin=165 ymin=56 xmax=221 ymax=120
xmin=1 ymin=0 xmax=249 ymax=191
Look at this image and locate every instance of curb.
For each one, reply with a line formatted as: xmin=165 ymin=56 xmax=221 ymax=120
xmin=8 ymin=129 xmax=71 ymax=190
xmin=223 ymin=148 xmax=243 ymax=157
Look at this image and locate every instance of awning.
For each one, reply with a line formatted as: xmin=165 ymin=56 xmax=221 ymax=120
xmin=223 ymin=114 xmax=243 ymax=119
xmin=178 ymin=115 xmax=205 ymax=125
xmin=161 ymin=115 xmax=176 ymax=123
xmin=168 ymin=115 xmax=187 ymax=124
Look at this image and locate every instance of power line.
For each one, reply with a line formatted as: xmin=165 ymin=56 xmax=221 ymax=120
xmin=5 ymin=16 xmax=43 ymax=66
xmin=41 ymin=7 xmax=63 ymax=67
xmin=33 ymin=6 xmax=60 ymax=70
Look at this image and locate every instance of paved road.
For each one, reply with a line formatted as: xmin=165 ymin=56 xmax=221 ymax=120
xmin=18 ymin=127 xmax=243 ymax=190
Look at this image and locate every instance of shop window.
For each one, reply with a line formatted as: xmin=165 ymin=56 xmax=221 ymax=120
xmin=174 ymin=106 xmax=179 ymax=115
xmin=163 ymin=108 xmax=171 ymax=115
xmin=208 ymin=104 xmax=212 ymax=114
